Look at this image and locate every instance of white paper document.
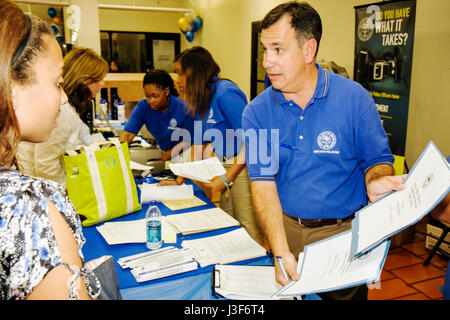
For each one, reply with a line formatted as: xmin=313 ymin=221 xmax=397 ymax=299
xmin=96 ymin=217 xmax=178 ymax=245
xmin=117 ymin=246 xmax=198 ymax=282
xmin=272 ymin=230 xmax=389 ymax=298
xmin=350 ymin=141 xmax=450 ymax=257
xmin=130 ymin=160 xmax=154 ymax=171
xmin=168 ymin=157 xmax=226 ymax=183
xmin=140 ymin=183 xmax=194 ymax=204
xmin=181 ymin=228 xmax=267 ymax=268
xmin=166 ymin=207 xmax=240 ymax=235
xmin=214 ymin=265 xmax=296 ymax=300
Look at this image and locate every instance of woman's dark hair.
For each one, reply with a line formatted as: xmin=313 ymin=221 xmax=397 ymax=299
xmin=180 ymin=46 xmax=221 ymax=118
xmin=173 ymin=49 xmax=187 ymax=63
xmin=261 ymin=1 xmax=322 ymax=57
xmin=143 ymin=69 xmax=179 ymax=97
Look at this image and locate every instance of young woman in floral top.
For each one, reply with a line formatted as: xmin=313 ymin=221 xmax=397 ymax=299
xmin=0 ymin=0 xmax=97 ymax=300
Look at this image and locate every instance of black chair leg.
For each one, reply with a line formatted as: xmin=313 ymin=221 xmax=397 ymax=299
xmin=423 ymin=224 xmax=449 ymax=266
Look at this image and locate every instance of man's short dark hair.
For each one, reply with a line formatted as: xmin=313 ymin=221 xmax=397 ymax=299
xmin=261 ymin=1 xmax=322 ymax=56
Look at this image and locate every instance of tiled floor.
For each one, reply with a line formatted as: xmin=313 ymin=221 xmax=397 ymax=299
xmin=368 ymin=216 xmax=448 ymax=300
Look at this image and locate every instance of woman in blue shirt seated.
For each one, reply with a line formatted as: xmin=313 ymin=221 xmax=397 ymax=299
xmin=119 ymin=69 xmax=193 ymax=161
xmin=160 ymin=47 xmax=264 ymax=246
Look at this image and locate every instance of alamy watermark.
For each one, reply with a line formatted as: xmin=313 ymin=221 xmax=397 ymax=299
xmin=170 ymin=120 xmax=280 ymax=175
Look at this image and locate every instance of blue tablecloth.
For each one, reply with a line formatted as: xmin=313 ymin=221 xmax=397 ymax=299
xmin=81 ymin=179 xmax=319 ymax=300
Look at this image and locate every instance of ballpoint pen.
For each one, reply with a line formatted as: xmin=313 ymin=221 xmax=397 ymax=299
xmin=276 ymin=255 xmax=298 ymax=300
xmin=275 ymin=256 xmax=290 ymax=282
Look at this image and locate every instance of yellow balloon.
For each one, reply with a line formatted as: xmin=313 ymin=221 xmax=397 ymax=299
xmin=52 ymin=16 xmax=61 ymax=25
xmin=178 ymin=17 xmax=190 ymax=32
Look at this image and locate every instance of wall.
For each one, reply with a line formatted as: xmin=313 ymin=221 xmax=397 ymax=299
xmin=97 ymin=0 xmax=194 ymax=51
xmin=68 ymin=0 xmax=101 ymax=53
xmin=193 ymin=0 xmax=450 ymax=167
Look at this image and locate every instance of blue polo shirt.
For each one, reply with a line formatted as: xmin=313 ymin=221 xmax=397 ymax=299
xmin=193 ymin=79 xmax=248 ymax=158
xmin=124 ymin=94 xmax=194 ymax=151
xmin=242 ymin=64 xmax=394 ymax=219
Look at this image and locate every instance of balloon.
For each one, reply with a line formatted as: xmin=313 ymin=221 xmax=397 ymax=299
xmin=50 ymin=25 xmax=59 ymax=35
xmin=52 ymin=16 xmax=61 ymax=25
xmin=185 ymin=31 xmax=194 ymax=42
xmin=56 ymin=36 xmax=63 ymax=43
xmin=48 ymin=7 xmax=57 ymax=18
xmin=191 ymin=21 xmax=198 ymax=33
xmin=178 ymin=17 xmax=190 ymax=33
xmin=192 ymin=16 xmax=203 ymax=32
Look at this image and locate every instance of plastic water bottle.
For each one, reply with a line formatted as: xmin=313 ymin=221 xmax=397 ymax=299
xmin=146 ymin=201 xmax=162 ymax=250
xmin=110 ymin=88 xmax=119 ymax=120
xmin=99 ymin=98 xmax=108 ymax=120
xmin=117 ymin=100 xmax=126 ymax=123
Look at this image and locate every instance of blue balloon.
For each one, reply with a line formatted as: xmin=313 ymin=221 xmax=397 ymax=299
xmin=50 ymin=25 xmax=59 ymax=35
xmin=48 ymin=7 xmax=57 ymax=18
xmin=192 ymin=16 xmax=203 ymax=31
xmin=185 ymin=31 xmax=194 ymax=42
xmin=55 ymin=36 xmax=63 ymax=43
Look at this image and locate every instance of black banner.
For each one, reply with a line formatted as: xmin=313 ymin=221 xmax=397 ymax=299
xmin=354 ymin=0 xmax=416 ymax=173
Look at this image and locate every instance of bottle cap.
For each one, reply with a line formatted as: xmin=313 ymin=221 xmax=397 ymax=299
xmin=100 ymin=98 xmax=107 ymax=104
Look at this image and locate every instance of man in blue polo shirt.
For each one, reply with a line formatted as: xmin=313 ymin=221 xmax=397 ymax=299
xmin=242 ymin=2 xmax=406 ymax=300
xmin=120 ymin=70 xmax=193 ymax=160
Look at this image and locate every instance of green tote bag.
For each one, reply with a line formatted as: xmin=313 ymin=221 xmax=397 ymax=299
xmin=64 ymin=140 xmax=141 ymax=227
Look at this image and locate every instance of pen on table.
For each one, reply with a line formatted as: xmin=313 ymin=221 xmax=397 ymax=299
xmin=276 ymin=255 xmax=298 ymax=300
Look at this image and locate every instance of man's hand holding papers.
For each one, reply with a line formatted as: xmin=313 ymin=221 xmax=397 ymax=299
xmin=350 ymin=141 xmax=450 ymax=257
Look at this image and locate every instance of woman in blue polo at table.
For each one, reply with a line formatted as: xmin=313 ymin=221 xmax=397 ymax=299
xmin=160 ymin=47 xmax=264 ymax=246
xmin=119 ymin=69 xmax=193 ymax=160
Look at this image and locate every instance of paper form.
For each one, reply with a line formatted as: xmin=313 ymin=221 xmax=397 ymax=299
xmin=140 ymin=183 xmax=194 ymax=204
xmin=181 ymin=228 xmax=267 ymax=267
xmin=117 ymin=246 xmax=198 ymax=283
xmin=272 ymin=230 xmax=389 ymax=298
xmin=165 ymin=207 xmax=240 ymax=235
xmin=96 ymin=217 xmax=178 ymax=245
xmin=214 ymin=265 xmax=292 ymax=300
xmin=350 ymin=141 xmax=450 ymax=257
xmin=161 ymin=196 xmax=206 ymax=211
xmin=168 ymin=157 xmax=226 ymax=183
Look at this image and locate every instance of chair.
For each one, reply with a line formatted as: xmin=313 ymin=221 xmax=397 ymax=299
xmin=423 ymin=155 xmax=450 ymax=266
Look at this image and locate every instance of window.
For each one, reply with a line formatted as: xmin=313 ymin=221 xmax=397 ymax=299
xmin=101 ymin=31 xmax=180 ymax=73
xmin=250 ymin=22 xmax=266 ymax=100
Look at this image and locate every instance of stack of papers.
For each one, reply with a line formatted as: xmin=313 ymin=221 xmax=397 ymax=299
xmin=161 ymin=196 xmax=206 ymax=211
xmin=165 ymin=207 xmax=240 ymax=235
xmin=169 ymin=157 xmax=226 ymax=183
xmin=214 ymin=265 xmax=296 ymax=300
xmin=118 ymin=246 xmax=198 ymax=282
xmin=182 ymin=228 xmax=267 ymax=267
xmin=140 ymin=183 xmax=194 ymax=204
xmin=96 ymin=217 xmax=178 ymax=245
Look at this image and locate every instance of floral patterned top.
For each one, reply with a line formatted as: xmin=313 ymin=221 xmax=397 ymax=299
xmin=0 ymin=167 xmax=86 ymax=300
